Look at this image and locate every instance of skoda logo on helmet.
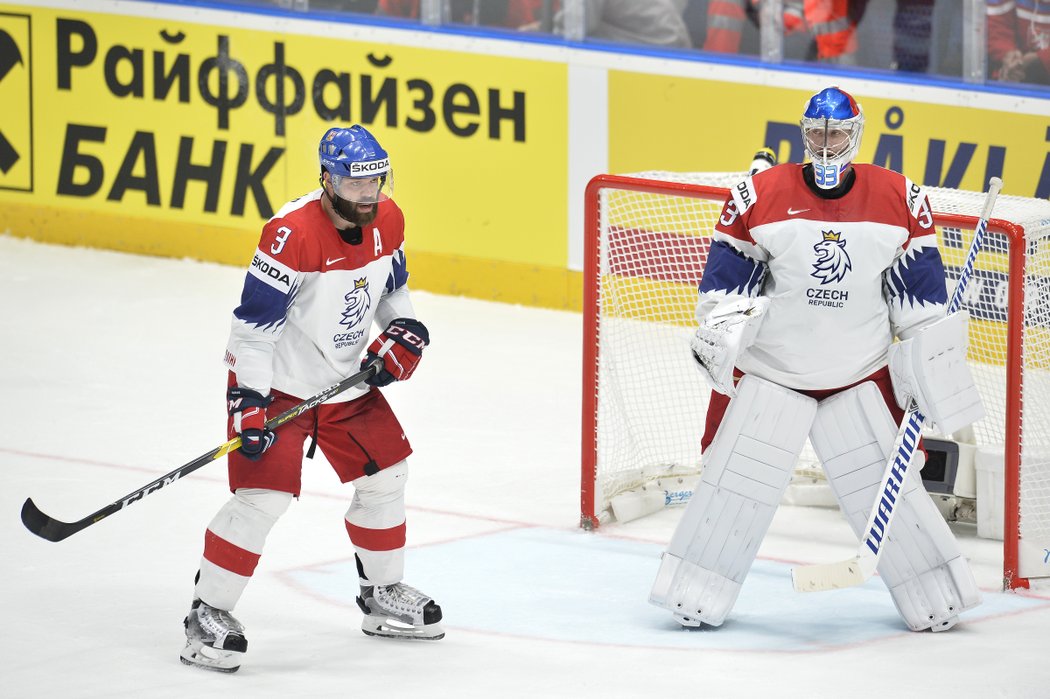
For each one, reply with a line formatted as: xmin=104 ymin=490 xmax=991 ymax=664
xmin=350 ymin=158 xmax=390 ymax=176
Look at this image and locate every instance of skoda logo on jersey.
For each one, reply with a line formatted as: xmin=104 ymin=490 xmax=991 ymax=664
xmin=340 ymin=277 xmax=372 ymax=329
xmin=811 ymin=230 xmax=852 ymax=284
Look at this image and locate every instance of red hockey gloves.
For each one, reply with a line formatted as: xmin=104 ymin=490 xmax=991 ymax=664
xmin=227 ymin=386 xmax=278 ymax=460
xmin=362 ymin=318 xmax=430 ymax=387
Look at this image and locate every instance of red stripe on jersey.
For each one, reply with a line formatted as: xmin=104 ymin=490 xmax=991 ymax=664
xmin=345 ymin=520 xmax=407 ymax=551
xmin=605 ymin=227 xmax=707 ymax=285
xmin=203 ymin=529 xmax=262 ymax=577
xmin=713 ymin=198 xmax=759 ymax=246
xmin=265 ymin=195 xmax=406 ymax=274
xmin=748 ymin=164 xmax=917 ymax=230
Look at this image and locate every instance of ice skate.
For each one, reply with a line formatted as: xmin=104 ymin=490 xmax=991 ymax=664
xmin=356 ymin=582 xmax=444 ymax=640
xmin=180 ymin=599 xmax=248 ymax=673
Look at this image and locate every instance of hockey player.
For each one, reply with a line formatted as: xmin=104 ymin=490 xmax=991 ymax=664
xmin=649 ymin=86 xmax=983 ymax=632
xmin=181 ymin=125 xmax=443 ymax=673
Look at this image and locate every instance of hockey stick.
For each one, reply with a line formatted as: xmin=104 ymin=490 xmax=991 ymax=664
xmin=791 ymin=177 xmax=1004 ymax=592
xmin=20 ymin=359 xmax=382 ymax=543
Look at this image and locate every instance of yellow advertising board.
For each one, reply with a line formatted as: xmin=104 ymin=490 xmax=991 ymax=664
xmin=0 ymin=4 xmax=571 ymax=305
xmin=608 ymin=71 xmax=1049 ymax=199
xmin=4 ymin=3 xmax=1049 ymax=314
xmin=607 ymin=71 xmax=1050 ymax=371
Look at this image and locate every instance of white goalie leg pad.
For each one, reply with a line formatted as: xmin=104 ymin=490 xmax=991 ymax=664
xmin=347 ymin=461 xmax=408 ymax=586
xmin=888 ymin=312 xmax=985 ymax=435
xmin=809 ymin=383 xmax=981 ymax=631
xmin=195 ymin=488 xmax=293 ymax=611
xmin=650 ymin=375 xmax=817 ymax=626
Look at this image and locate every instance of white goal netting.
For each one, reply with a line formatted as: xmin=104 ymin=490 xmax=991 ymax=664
xmin=583 ymin=171 xmax=1050 ymax=588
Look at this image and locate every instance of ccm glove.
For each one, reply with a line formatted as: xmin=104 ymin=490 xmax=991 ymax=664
xmin=227 ymin=386 xmax=278 ymax=460
xmin=362 ymin=317 xmax=430 ymax=387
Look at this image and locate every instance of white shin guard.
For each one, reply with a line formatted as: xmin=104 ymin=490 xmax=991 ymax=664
xmin=195 ymin=488 xmax=293 ymax=611
xmin=809 ymin=382 xmax=981 ymax=631
xmin=650 ymin=376 xmax=817 ymax=626
xmin=346 ymin=461 xmax=408 ymax=586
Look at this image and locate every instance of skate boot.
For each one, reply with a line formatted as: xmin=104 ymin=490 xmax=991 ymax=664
xmin=356 ymin=582 xmax=444 ymax=640
xmin=180 ymin=599 xmax=248 ymax=673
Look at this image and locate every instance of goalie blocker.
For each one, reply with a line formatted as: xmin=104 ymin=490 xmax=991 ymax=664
xmin=888 ymin=311 xmax=984 ymax=436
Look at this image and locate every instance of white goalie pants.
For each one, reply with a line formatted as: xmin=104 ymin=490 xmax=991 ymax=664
xmin=194 ymin=461 xmax=409 ymax=611
xmin=809 ymin=383 xmax=981 ymax=631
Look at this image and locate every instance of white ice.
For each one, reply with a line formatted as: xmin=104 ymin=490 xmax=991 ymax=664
xmin=3 ymin=235 xmax=1049 ymax=698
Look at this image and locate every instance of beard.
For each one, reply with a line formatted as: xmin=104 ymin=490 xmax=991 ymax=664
xmin=329 ymin=192 xmax=378 ymax=227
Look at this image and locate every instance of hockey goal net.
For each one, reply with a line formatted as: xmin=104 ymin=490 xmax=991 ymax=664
xmin=581 ymin=171 xmax=1050 ymax=591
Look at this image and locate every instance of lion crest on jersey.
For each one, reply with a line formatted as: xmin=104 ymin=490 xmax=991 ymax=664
xmin=811 ymin=230 xmax=852 ymax=284
xmin=340 ymin=278 xmax=371 ymax=328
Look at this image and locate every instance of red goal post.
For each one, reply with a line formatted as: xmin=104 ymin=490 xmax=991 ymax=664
xmin=581 ymin=171 xmax=1050 ymax=591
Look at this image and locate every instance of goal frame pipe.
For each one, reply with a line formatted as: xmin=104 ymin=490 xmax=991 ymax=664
xmin=581 ymin=174 xmax=1029 ymax=590
xmin=936 ymin=212 xmax=1028 ymax=590
xmin=581 ymin=175 xmax=731 ymax=530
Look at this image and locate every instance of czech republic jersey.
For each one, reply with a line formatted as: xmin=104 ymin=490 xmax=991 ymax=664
xmin=224 ymin=189 xmax=412 ymax=401
xmin=700 ymin=163 xmax=947 ymax=391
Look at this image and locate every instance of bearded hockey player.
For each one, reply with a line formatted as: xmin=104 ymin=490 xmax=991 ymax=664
xmin=649 ymin=86 xmax=983 ymax=632
xmin=181 ymin=125 xmax=443 ymax=673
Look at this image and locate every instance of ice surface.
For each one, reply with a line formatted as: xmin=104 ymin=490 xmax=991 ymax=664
xmin=4 ymin=236 xmax=1049 ymax=698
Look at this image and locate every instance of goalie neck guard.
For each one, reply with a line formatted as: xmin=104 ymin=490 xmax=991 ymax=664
xmin=800 ymin=87 xmax=864 ymax=191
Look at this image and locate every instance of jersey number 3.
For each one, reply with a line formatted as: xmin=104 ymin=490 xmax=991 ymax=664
xmin=719 ymin=201 xmax=739 ymax=227
xmin=271 ymin=226 xmax=293 ymax=255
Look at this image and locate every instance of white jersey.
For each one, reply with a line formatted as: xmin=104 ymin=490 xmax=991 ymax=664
xmin=224 ymin=189 xmax=414 ymax=401
xmin=701 ymin=163 xmax=946 ymax=391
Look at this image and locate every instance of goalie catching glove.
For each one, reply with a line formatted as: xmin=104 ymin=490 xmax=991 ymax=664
xmin=227 ymin=386 xmax=277 ymax=460
xmin=362 ymin=317 xmax=430 ymax=387
xmin=690 ymin=296 xmax=769 ymax=397
xmin=888 ymin=311 xmax=985 ymax=436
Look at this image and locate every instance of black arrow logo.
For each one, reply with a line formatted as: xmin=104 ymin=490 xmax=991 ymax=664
xmin=0 ymin=28 xmax=23 ymax=173
xmin=0 ymin=28 xmax=22 ymax=82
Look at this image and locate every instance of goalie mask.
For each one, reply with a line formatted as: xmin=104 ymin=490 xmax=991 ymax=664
xmin=800 ymin=87 xmax=864 ymax=190
xmin=318 ymin=125 xmax=394 ymax=227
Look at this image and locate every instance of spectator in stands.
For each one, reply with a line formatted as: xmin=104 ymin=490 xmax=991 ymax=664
xmin=891 ymin=0 xmax=934 ymax=72
xmin=698 ymin=0 xmax=754 ymax=53
xmin=699 ymin=0 xmax=864 ymax=64
xmin=988 ymin=0 xmax=1050 ymax=85
xmin=376 ymin=0 xmax=415 ymax=16
xmin=791 ymin=0 xmax=868 ymax=65
xmin=556 ymin=0 xmax=692 ymax=48
xmin=274 ymin=0 xmax=379 ymax=10
xmin=378 ymin=0 xmax=550 ymax=28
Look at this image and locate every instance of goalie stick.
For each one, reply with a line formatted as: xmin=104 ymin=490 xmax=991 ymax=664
xmin=20 ymin=359 xmax=382 ymax=543
xmin=791 ymin=176 xmax=1004 ymax=593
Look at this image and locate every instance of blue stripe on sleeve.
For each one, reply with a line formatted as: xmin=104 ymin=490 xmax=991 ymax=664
xmin=699 ymin=240 xmax=767 ymax=296
xmin=886 ymin=246 xmax=948 ymax=308
xmin=233 ymin=273 xmax=296 ymax=332
xmin=385 ymin=249 xmax=409 ymax=293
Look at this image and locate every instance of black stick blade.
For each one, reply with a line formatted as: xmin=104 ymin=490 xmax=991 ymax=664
xmin=21 ymin=498 xmax=81 ymax=542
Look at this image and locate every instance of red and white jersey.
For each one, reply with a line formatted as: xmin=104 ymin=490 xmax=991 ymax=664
xmin=224 ymin=189 xmax=414 ymax=401
xmin=700 ymin=163 xmax=947 ymax=391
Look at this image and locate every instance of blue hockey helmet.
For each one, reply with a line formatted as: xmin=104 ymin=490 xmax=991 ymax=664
xmin=799 ymin=87 xmax=864 ymax=189
xmin=318 ymin=125 xmax=393 ymax=205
